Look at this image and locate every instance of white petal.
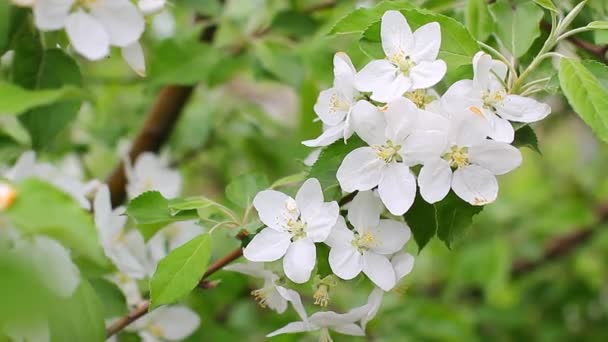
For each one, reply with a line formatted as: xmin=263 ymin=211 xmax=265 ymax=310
xmin=283 ymin=239 xmax=316 ymax=283
xmin=360 ymin=288 xmax=384 ymax=330
xmin=487 ymin=112 xmax=515 ymax=143
xmin=418 ymin=158 xmax=452 ymax=203
xmin=276 ymin=286 xmax=308 ymax=322
xmin=305 ymin=201 xmax=339 ymax=242
xmin=472 ymin=51 xmax=493 ymax=90
xmin=302 ymin=123 xmax=345 ymax=147
xmin=336 ymin=147 xmax=385 ymax=192
xmin=223 ymin=262 xmax=268 ymax=278
xmin=329 ymin=246 xmax=363 ymax=280
xmin=122 ymin=41 xmax=146 ymax=77
xmin=401 ymin=130 xmax=448 ymax=166
xmin=347 ymin=190 xmax=382 ymax=231
xmin=65 ymin=11 xmax=110 ymax=61
xmin=31 ymin=236 xmax=80 ymax=298
xmin=441 ymin=80 xmax=480 ymax=114
xmin=410 ymin=22 xmax=441 ymax=62
xmin=369 ymin=219 xmax=411 ymax=255
xmin=333 ymin=52 xmax=357 ymax=98
xmin=243 ymin=228 xmax=291 ymax=262
xmin=449 ymin=110 xmax=491 ymax=147
xmin=362 ymin=252 xmax=396 ymax=291
xmin=253 ymin=190 xmax=293 ymax=231
xmin=370 ymin=73 xmax=412 ymax=103
xmin=333 ymin=324 xmax=366 ymax=336
xmin=468 ymin=140 xmax=522 ymax=175
xmin=138 ymin=0 xmax=165 ymax=15
xmin=381 ymin=10 xmax=414 ymax=58
xmin=33 ymin=0 xmax=74 ymax=31
xmin=410 ymin=60 xmax=447 ymax=90
xmin=351 ymin=100 xmax=386 ymax=146
xmin=377 ymin=162 xmax=416 ymax=215
xmin=392 ymin=252 xmax=415 ymax=280
xmin=314 ymin=88 xmax=349 ymax=126
xmin=354 ymin=59 xmax=398 ymax=93
xmin=266 ymin=322 xmax=311 ymax=337
xmin=383 ymin=97 xmax=417 ymax=143
xmin=265 ymin=288 xmax=288 ymax=314
xmin=90 ymin=0 xmax=145 ymax=47
xmin=295 ymin=178 xmax=323 ymax=220
xmin=496 ymin=94 xmax=551 ymax=123
xmin=452 ymin=165 xmax=498 ymax=205
xmin=152 ymin=306 xmax=200 ymax=340
xmin=324 ymin=216 xmax=354 ymax=249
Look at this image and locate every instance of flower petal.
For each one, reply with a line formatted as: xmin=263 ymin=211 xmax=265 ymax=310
xmin=90 ymin=0 xmax=145 ymax=47
xmin=468 ymin=140 xmax=522 ymax=175
xmin=452 ymin=164 xmax=498 ymax=205
xmin=283 ymin=238 xmax=316 ymax=283
xmin=266 ymin=322 xmax=310 ymax=337
xmin=65 ymin=11 xmax=110 ymax=61
xmin=496 ymin=94 xmax=551 ymax=123
xmin=138 ymin=0 xmax=166 ymax=15
xmin=472 ymin=51 xmax=493 ymax=90
xmin=351 ymin=100 xmax=386 ymax=146
xmin=381 ymin=10 xmax=414 ymax=58
xmin=333 ymin=52 xmax=357 ymax=99
xmin=243 ymin=228 xmax=291 ymax=262
xmin=122 ymin=41 xmax=146 ymax=76
xmin=153 ymin=306 xmax=200 ymax=340
xmin=418 ymin=158 xmax=452 ymax=203
xmin=410 ymin=22 xmax=441 ymax=62
xmin=296 ymin=178 xmax=324 ymax=219
xmin=369 ymin=219 xmax=411 ymax=255
xmin=333 ymin=323 xmax=366 ymax=336
xmin=325 ymin=216 xmax=354 ymax=249
xmin=223 ymin=262 xmax=267 ymax=278
xmin=347 ymin=190 xmax=382 ymax=231
xmin=33 ymin=0 xmax=74 ymax=31
xmin=276 ymin=286 xmax=308 ymax=322
xmin=370 ymin=73 xmax=412 ymax=103
xmin=314 ymin=88 xmax=349 ymax=126
xmin=302 ymin=123 xmax=345 ymax=147
xmin=392 ymin=252 xmax=415 ymax=280
xmin=305 ymin=201 xmax=339 ymax=242
xmin=377 ymin=162 xmax=416 ymax=215
xmin=354 ymin=59 xmax=397 ymax=93
xmin=30 ymin=236 xmax=80 ymax=298
xmin=329 ymin=246 xmax=363 ymax=280
xmin=362 ymin=252 xmax=396 ymax=291
xmin=337 ymin=147 xmax=385 ymax=192
xmin=401 ymin=130 xmax=448 ymax=166
xmin=253 ymin=190 xmax=293 ymax=231
xmin=410 ymin=60 xmax=447 ymax=90
xmin=487 ymin=112 xmax=515 ymax=143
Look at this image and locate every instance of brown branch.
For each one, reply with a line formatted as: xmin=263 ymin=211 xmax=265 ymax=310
xmin=106 ymin=247 xmax=243 ymax=337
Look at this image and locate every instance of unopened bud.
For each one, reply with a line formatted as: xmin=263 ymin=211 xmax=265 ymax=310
xmin=0 ymin=183 xmax=17 ymax=210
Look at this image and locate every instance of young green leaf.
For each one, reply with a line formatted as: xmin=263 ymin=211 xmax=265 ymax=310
xmin=6 ymin=179 xmax=109 ymax=268
xmin=489 ymin=0 xmax=544 ymax=58
xmin=149 ymin=233 xmax=212 ymax=309
xmin=587 ymin=21 xmax=608 ymax=30
xmin=532 ymin=0 xmax=558 ymax=12
xmin=253 ymin=39 xmax=304 ymax=88
xmin=435 ymin=192 xmax=484 ymax=249
xmin=270 ymin=171 xmax=308 ymax=189
xmin=466 ymin=0 xmax=493 ymax=41
xmin=127 ymin=191 xmax=199 ymax=240
xmin=329 ymin=0 xmax=415 ymax=35
xmin=513 ymin=125 xmax=541 ymax=154
xmin=309 ymin=136 xmax=366 ymax=189
xmin=559 ymin=58 xmax=608 ymax=143
xmin=0 ymin=1 xmax=9 ymax=53
xmin=225 ymin=173 xmax=270 ymax=209
xmin=0 ymin=82 xmax=79 ymax=116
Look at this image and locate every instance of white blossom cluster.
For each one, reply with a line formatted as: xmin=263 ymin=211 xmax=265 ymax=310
xmin=239 ymin=10 xmax=551 ymax=341
xmin=11 ymin=0 xmax=168 ymax=76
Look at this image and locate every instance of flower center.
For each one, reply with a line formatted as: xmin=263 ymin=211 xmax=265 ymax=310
xmin=405 ymin=89 xmax=435 ymax=109
xmin=286 ymin=219 xmax=307 ymax=240
xmin=78 ymin=0 xmax=100 ymax=7
xmin=251 ymin=287 xmax=271 ymax=308
xmin=443 ymin=145 xmax=469 ymax=168
xmin=147 ymin=325 xmax=164 ymax=338
xmin=481 ymin=90 xmax=505 ymax=111
xmin=329 ymin=93 xmax=350 ymax=113
xmin=352 ymin=231 xmax=379 ymax=253
xmin=312 ymin=275 xmax=337 ymax=307
xmin=373 ymin=140 xmax=402 ymax=163
xmin=388 ymin=53 xmax=416 ymax=76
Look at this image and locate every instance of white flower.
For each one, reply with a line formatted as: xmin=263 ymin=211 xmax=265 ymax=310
xmin=303 ymin=53 xmax=368 ymax=147
xmin=122 ymin=41 xmax=146 ymax=77
xmin=125 ymin=152 xmax=181 ymax=199
xmin=325 ymin=191 xmax=411 ymax=291
xmin=6 ymin=151 xmax=97 ymax=210
xmin=336 ymin=97 xmax=448 ymax=215
xmin=224 ymin=262 xmax=306 ymax=316
xmin=243 ymin=178 xmax=339 ymax=283
xmin=355 ymin=10 xmax=446 ymax=103
xmin=418 ymin=110 xmax=522 ymax=205
xmin=147 ymin=220 xmax=204 ymax=266
xmin=442 ymin=51 xmax=551 ymax=142
xmin=129 ymin=306 xmax=200 ymax=342
xmin=138 ymin=0 xmax=166 ymax=15
xmin=94 ymin=185 xmax=150 ymax=278
xmin=33 ymin=0 xmax=145 ymax=61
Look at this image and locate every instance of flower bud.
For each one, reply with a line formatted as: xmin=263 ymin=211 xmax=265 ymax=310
xmin=0 ymin=183 xmax=17 ymax=210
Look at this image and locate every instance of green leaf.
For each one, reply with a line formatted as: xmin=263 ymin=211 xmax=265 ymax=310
xmin=582 ymin=60 xmax=608 ymax=91
xmin=0 ymin=1 xmax=9 ymax=53
xmin=435 ymin=192 xmax=484 ymax=248
xmin=329 ymin=0 xmax=415 ymax=35
xmin=488 ymin=0 xmax=544 ymax=58
xmin=88 ymin=278 xmax=128 ymax=319
xmin=271 ymin=10 xmax=318 ymax=37
xmin=149 ymin=233 xmax=212 ymax=309
xmin=466 ymin=0 xmax=493 ymax=41
xmin=513 ymin=125 xmax=541 ymax=153
xmin=127 ymin=191 xmax=200 ymax=241
xmin=6 ymin=179 xmax=109 ymax=267
xmin=403 ymin=193 xmax=438 ymax=251
xmin=309 ymin=136 xmax=366 ymax=189
xmin=0 ymin=82 xmax=79 ymax=115
xmin=225 ymin=173 xmax=270 ymax=209
xmin=253 ymin=39 xmax=304 ymax=88
xmin=48 ymin=279 xmax=105 ymax=342
xmin=559 ymin=58 xmax=608 ymax=143
xmin=270 ymin=171 xmax=308 ymax=189
xmin=532 ymin=0 xmax=557 ymax=12
xmin=360 ymin=8 xmax=479 ymax=82
xmin=149 ymin=39 xmax=223 ymax=86
xmin=587 ymin=21 xmax=608 ymax=30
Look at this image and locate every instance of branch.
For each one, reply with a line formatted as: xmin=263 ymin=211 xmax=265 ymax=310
xmin=105 ymin=247 xmax=243 ymax=337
